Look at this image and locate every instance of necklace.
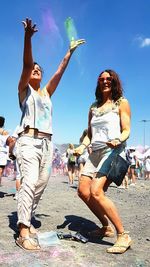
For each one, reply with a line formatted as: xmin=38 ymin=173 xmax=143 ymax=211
xmin=98 ymin=100 xmax=113 ymax=111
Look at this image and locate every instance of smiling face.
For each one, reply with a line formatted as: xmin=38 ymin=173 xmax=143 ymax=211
xmin=30 ymin=64 xmax=42 ymax=83
xmin=98 ymin=71 xmax=112 ymax=94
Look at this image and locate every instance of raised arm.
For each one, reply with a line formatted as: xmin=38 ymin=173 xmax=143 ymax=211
xmin=45 ymin=39 xmax=85 ymax=97
xmin=18 ymin=18 xmax=38 ymax=103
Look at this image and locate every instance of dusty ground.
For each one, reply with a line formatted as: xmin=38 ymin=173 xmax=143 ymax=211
xmin=0 ymin=174 xmax=150 ymax=267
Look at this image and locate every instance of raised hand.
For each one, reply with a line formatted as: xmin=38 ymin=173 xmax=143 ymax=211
xmin=22 ymin=18 xmax=38 ymax=37
xmin=70 ymin=39 xmax=86 ymax=51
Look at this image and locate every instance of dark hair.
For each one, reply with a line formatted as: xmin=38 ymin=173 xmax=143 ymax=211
xmin=34 ymin=62 xmax=44 ymax=77
xmin=0 ymin=116 xmax=5 ymax=127
xmin=95 ymin=69 xmax=123 ymax=103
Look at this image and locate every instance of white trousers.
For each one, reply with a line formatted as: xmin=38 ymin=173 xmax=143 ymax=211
xmin=16 ymin=135 xmax=53 ymax=227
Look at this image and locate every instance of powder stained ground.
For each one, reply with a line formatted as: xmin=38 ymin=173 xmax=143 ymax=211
xmin=0 ymin=175 xmax=150 ymax=267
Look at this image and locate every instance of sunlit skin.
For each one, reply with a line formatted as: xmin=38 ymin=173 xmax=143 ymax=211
xmin=17 ymin=18 xmax=85 ymax=248
xmin=29 ymin=64 xmax=42 ymax=93
xmin=98 ymin=72 xmax=112 ymax=96
xmin=74 ymin=69 xmax=132 ymax=253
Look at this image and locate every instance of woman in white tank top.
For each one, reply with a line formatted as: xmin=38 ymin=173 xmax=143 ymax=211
xmin=75 ymin=69 xmax=132 ymax=254
xmin=15 ymin=18 xmax=85 ymax=251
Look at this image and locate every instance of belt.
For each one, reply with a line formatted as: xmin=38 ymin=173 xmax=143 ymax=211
xmin=18 ymin=128 xmax=52 ymax=140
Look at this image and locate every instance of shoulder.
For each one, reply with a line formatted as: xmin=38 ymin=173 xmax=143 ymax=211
xmin=90 ymin=101 xmax=98 ymax=110
xmin=41 ymin=86 xmax=50 ymax=97
xmin=118 ymin=97 xmax=131 ymax=116
xmin=116 ymin=97 xmax=130 ymax=109
xmin=115 ymin=97 xmax=129 ymax=105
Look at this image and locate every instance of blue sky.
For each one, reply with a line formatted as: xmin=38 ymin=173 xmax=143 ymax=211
xmin=1 ymin=0 xmax=150 ymax=146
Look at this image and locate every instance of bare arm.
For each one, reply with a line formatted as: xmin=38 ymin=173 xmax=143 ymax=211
xmin=119 ymin=98 xmax=131 ymax=142
xmin=106 ymin=98 xmax=131 ymax=148
xmin=45 ymin=39 xmax=85 ymax=97
xmin=18 ymin=18 xmax=38 ymax=103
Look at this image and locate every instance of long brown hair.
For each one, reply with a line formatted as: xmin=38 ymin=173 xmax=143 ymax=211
xmin=95 ymin=69 xmax=123 ymax=104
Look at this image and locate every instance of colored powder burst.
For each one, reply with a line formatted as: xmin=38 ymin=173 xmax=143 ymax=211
xmin=40 ymin=7 xmax=63 ymax=47
xmin=64 ymin=17 xmax=78 ymax=42
xmin=41 ymin=9 xmax=59 ymax=34
xmin=47 ymin=166 xmax=51 ymax=175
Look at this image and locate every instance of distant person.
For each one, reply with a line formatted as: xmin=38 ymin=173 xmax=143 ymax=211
xmin=144 ymin=155 xmax=150 ymax=179
xmin=15 ymin=18 xmax=85 ymax=251
xmin=128 ymin=147 xmax=137 ymax=185
xmin=7 ymin=125 xmax=21 ymax=200
xmin=0 ymin=116 xmax=9 ymax=186
xmin=66 ymin=144 xmax=76 ymax=185
xmin=75 ymin=69 xmax=132 ymax=254
xmin=77 ymin=129 xmax=89 ymax=178
xmin=52 ymin=148 xmax=61 ymax=176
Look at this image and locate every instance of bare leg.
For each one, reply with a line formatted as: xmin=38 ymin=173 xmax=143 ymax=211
xmin=16 ymin=179 xmax=21 ymax=191
xmin=68 ymin=165 xmax=75 ymax=184
xmin=0 ymin=167 xmax=4 ymax=186
xmin=19 ymin=223 xmax=30 ymax=237
xmin=91 ymin=176 xmax=124 ymax=234
xmin=130 ymin=168 xmax=136 ymax=184
xmin=78 ymin=175 xmax=110 ymax=226
xmin=68 ymin=169 xmax=73 ymax=184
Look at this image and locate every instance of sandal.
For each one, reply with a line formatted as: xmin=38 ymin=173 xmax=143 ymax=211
xmin=30 ymin=224 xmax=38 ymax=235
xmin=29 ymin=225 xmax=39 ymax=241
xmin=16 ymin=236 xmax=41 ymax=251
xmin=88 ymin=225 xmax=115 ymax=239
xmin=106 ymin=231 xmax=133 ymax=254
xmin=18 ymin=224 xmax=38 ymax=242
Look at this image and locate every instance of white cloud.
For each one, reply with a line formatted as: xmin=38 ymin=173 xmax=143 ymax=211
xmin=140 ymin=38 xmax=150 ymax=47
xmin=135 ymin=36 xmax=150 ymax=47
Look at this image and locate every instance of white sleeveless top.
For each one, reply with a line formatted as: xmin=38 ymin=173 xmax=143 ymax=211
xmin=18 ymin=85 xmax=53 ymax=134
xmin=90 ymin=99 xmax=124 ymax=151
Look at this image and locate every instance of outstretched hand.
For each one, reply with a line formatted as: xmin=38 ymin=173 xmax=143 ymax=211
xmin=70 ymin=39 xmax=86 ymax=51
xmin=22 ymin=18 xmax=38 ymax=37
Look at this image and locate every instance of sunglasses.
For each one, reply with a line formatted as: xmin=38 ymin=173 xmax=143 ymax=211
xmin=98 ymin=77 xmax=113 ymax=83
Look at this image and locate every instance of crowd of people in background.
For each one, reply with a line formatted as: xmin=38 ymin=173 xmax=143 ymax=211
xmin=1 ymin=140 xmax=150 ymax=187
xmin=51 ymin=145 xmax=150 ymax=185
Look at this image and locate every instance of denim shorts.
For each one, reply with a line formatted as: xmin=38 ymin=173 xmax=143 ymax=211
xmin=81 ymin=144 xmax=126 ymax=179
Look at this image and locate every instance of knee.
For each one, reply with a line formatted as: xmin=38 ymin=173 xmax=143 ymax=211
xmin=77 ymin=186 xmax=90 ymax=202
xmin=91 ymin=188 xmax=104 ymax=202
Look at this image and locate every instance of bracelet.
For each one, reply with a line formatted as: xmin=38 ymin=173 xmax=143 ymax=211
xmin=115 ymin=138 xmax=122 ymax=143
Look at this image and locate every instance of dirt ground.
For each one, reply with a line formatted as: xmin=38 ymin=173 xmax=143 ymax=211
xmin=0 ymin=174 xmax=150 ymax=267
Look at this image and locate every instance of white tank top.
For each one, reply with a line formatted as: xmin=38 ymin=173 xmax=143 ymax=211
xmin=18 ymin=85 xmax=53 ymax=134
xmin=90 ymin=99 xmax=123 ymax=151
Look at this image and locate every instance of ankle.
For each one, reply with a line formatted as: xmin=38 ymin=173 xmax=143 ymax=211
xmin=103 ymin=225 xmax=113 ymax=230
xmin=19 ymin=224 xmax=29 ymax=237
xmin=117 ymin=231 xmax=129 ymax=237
